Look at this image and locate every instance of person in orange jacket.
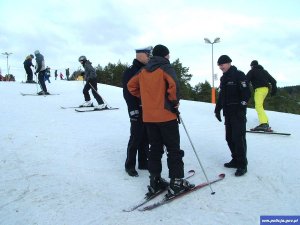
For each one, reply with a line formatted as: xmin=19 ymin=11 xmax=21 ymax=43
xmin=127 ymin=44 xmax=194 ymax=198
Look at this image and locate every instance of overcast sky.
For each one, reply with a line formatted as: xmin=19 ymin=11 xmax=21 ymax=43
xmin=1 ymin=0 xmax=300 ymax=87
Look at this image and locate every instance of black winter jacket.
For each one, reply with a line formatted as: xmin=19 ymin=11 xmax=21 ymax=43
xmin=122 ymin=59 xmax=144 ymax=116
xmin=215 ymin=66 xmax=251 ymax=116
xmin=246 ymin=65 xmax=277 ymax=90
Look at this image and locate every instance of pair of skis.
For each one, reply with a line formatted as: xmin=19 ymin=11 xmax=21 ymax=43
xmin=60 ymin=106 xmax=119 ymax=112
xmin=123 ymin=171 xmax=225 ymax=212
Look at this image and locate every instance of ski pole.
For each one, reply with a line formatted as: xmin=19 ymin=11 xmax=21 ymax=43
xmin=178 ymin=114 xmax=216 ymax=195
xmin=88 ymin=82 xmax=109 ymax=107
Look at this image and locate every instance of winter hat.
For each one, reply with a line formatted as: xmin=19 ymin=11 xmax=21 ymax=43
xmin=250 ymin=60 xmax=258 ymax=66
xmin=34 ymin=50 xmax=40 ymax=55
xmin=152 ymin=44 xmax=169 ymax=57
xmin=217 ymin=55 xmax=232 ymax=65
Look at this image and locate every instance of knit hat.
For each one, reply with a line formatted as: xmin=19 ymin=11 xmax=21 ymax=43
xmin=217 ymin=55 xmax=232 ymax=65
xmin=152 ymin=44 xmax=169 ymax=57
xmin=250 ymin=60 xmax=258 ymax=66
xmin=34 ymin=50 xmax=40 ymax=55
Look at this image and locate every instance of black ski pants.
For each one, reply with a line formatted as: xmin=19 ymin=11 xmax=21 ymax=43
xmin=25 ymin=67 xmax=33 ymax=82
xmin=83 ymin=78 xmax=104 ymax=105
xmin=146 ymin=120 xmax=184 ymax=179
xmin=38 ymin=70 xmax=47 ymax=92
xmin=224 ymin=111 xmax=248 ymax=168
xmin=125 ymin=117 xmax=149 ymax=170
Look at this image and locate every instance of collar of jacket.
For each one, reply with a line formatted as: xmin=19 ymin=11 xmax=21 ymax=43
xmin=145 ymin=56 xmax=170 ymax=72
xmin=132 ymin=58 xmax=145 ymax=69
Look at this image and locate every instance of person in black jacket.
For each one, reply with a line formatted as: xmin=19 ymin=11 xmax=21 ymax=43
xmin=214 ymin=55 xmax=251 ymax=176
xmin=246 ymin=60 xmax=277 ymax=131
xmin=122 ymin=46 xmax=152 ymax=177
xmin=23 ymin=54 xmax=35 ymax=83
xmin=34 ymin=50 xmax=49 ymax=95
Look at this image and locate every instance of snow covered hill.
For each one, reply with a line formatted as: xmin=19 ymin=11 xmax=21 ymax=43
xmin=0 ymin=80 xmax=299 ymax=225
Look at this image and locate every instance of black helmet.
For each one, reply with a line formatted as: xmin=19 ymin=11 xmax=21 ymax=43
xmin=78 ymin=56 xmax=87 ymax=62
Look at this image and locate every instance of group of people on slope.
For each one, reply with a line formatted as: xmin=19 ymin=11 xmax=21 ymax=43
xmin=121 ymin=44 xmax=277 ymax=198
xmin=23 ymin=50 xmax=50 ymax=95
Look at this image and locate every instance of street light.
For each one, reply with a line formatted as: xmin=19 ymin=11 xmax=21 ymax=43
xmin=2 ymin=52 xmax=13 ymax=75
xmin=204 ymin=37 xmax=220 ymax=104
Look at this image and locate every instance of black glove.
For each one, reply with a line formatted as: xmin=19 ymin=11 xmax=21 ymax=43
xmin=215 ymin=107 xmax=222 ymax=122
xmin=170 ymin=100 xmax=180 ymax=114
xmin=240 ymin=101 xmax=247 ymax=109
xmin=215 ymin=111 xmax=222 ymax=122
xmin=271 ymin=86 xmax=277 ymax=96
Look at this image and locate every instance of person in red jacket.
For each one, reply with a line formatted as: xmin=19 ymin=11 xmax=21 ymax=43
xmin=127 ymin=44 xmax=194 ymax=198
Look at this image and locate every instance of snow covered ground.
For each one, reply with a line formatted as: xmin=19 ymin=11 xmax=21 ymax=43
xmin=0 ymin=80 xmax=299 ymax=225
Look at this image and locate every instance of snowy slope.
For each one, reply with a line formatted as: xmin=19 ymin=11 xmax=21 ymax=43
xmin=0 ymin=80 xmax=299 ymax=225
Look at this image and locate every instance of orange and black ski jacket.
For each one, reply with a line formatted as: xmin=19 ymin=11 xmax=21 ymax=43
xmin=127 ymin=56 xmax=180 ymax=123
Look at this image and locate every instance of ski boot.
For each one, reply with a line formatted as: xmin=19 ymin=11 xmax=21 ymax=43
xmin=165 ymin=178 xmax=195 ymax=199
xmin=145 ymin=176 xmax=169 ymax=198
xmin=251 ymin=123 xmax=270 ymax=132
xmin=79 ymin=101 xmax=93 ymax=107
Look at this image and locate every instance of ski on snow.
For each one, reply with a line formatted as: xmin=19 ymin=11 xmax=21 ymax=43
xmin=60 ymin=106 xmax=94 ymax=109
xmin=138 ymin=173 xmax=225 ymax=211
xmin=21 ymin=92 xmax=60 ymax=96
xmin=122 ymin=170 xmax=196 ymax=212
xmin=75 ymin=107 xmax=119 ymax=112
xmin=246 ymin=130 xmax=291 ymax=136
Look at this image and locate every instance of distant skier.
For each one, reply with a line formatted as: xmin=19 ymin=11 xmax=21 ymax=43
xmin=78 ymin=56 xmax=107 ymax=109
xmin=23 ymin=54 xmax=35 ymax=83
xmin=214 ymin=55 xmax=251 ymax=177
xmin=246 ymin=60 xmax=277 ymax=131
xmin=34 ymin=50 xmax=49 ymax=95
xmin=44 ymin=67 xmax=51 ymax=83
xmin=55 ymin=70 xmax=58 ymax=80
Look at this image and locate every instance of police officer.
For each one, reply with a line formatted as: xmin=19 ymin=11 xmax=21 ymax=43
xmin=214 ymin=55 xmax=251 ymax=176
xmin=122 ymin=46 xmax=152 ymax=177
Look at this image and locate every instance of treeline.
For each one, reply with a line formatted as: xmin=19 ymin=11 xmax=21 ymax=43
xmin=70 ymin=59 xmax=300 ymax=115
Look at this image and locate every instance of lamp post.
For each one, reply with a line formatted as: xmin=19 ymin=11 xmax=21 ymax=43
xmin=204 ymin=37 xmax=220 ymax=104
xmin=2 ymin=52 xmax=13 ymax=75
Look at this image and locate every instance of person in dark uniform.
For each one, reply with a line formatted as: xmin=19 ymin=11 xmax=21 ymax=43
xmin=23 ymin=54 xmax=35 ymax=83
xmin=122 ymin=46 xmax=152 ymax=177
xmin=214 ymin=55 xmax=251 ymax=177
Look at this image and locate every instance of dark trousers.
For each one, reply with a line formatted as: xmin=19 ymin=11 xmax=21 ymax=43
xmin=125 ymin=118 xmax=149 ymax=170
xmin=25 ymin=67 xmax=33 ymax=81
xmin=146 ymin=120 xmax=184 ymax=179
xmin=83 ymin=79 xmax=104 ymax=104
xmin=38 ymin=70 xmax=47 ymax=92
xmin=225 ymin=111 xmax=248 ymax=168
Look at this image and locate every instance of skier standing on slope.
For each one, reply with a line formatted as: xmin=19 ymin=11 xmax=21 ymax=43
xmin=122 ymin=46 xmax=152 ymax=177
xmin=128 ymin=44 xmax=194 ymax=197
xmin=78 ymin=56 xmax=107 ymax=109
xmin=34 ymin=50 xmax=49 ymax=95
xmin=23 ymin=54 xmax=35 ymax=83
xmin=246 ymin=60 xmax=277 ymax=131
xmin=214 ymin=55 xmax=251 ymax=176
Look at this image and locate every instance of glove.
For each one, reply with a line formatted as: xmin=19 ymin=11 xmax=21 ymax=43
xmin=129 ymin=109 xmax=139 ymax=121
xmin=214 ymin=106 xmax=222 ymax=122
xmin=215 ymin=111 xmax=222 ymax=122
xmin=240 ymin=101 xmax=247 ymax=109
xmin=271 ymin=86 xmax=277 ymax=96
xmin=170 ymin=100 xmax=180 ymax=114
